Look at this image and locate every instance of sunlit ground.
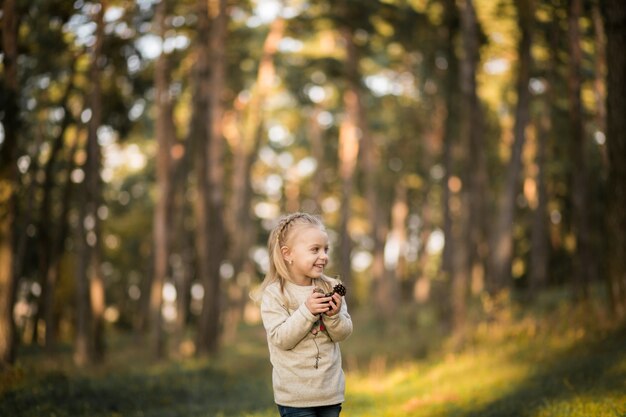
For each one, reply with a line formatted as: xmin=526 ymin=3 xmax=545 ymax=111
xmin=1 ymin=295 xmax=625 ymax=417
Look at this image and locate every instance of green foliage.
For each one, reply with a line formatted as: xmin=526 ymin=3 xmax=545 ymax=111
xmin=2 ymin=291 xmax=625 ymax=417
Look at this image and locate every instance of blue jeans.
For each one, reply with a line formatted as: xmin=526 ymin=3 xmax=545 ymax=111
xmin=277 ymin=404 xmax=342 ymax=417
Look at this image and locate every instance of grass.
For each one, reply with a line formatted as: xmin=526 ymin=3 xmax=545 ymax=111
xmin=1 ymin=291 xmax=625 ymax=417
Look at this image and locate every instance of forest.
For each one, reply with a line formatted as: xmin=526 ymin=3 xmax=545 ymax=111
xmin=1 ymin=0 xmax=625 ymax=416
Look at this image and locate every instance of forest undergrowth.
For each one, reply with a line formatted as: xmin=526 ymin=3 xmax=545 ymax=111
xmin=1 ymin=287 xmax=625 ymax=417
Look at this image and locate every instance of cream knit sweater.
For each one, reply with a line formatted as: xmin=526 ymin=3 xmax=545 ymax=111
xmin=261 ymin=279 xmax=353 ymax=407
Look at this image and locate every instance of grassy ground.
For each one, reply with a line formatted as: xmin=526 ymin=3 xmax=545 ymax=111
xmin=1 ymin=293 xmax=625 ymax=417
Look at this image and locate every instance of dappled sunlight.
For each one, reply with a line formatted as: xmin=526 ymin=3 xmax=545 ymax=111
xmin=343 ymin=330 xmax=626 ymax=416
xmin=1 ymin=0 xmax=624 ymax=415
xmin=2 ymin=309 xmax=625 ymax=416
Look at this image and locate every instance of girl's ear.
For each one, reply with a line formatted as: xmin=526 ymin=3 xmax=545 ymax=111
xmin=280 ymin=245 xmax=291 ymax=262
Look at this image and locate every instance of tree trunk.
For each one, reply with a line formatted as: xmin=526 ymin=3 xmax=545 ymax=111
xmin=452 ymin=0 xmax=483 ymax=339
xmin=410 ymin=96 xmax=444 ymax=302
xmin=89 ymin=0 xmax=107 ymax=363
xmin=0 ymin=0 xmax=20 ymax=368
xmin=196 ymin=0 xmax=228 ymax=356
xmin=464 ymin=3 xmax=488 ymax=298
xmin=226 ymin=17 xmax=285 ymax=331
xmin=602 ymin=0 xmax=626 ymax=318
xmin=75 ymin=1 xmax=107 ymax=364
xmin=191 ymin=0 xmax=210 ymax=356
xmin=172 ymin=106 xmax=194 ymax=354
xmin=488 ymin=0 xmax=533 ymax=293
xmin=529 ymin=109 xmax=549 ymax=292
xmin=74 ymin=194 xmax=93 ymax=365
xmin=529 ymin=10 xmax=559 ymax=293
xmin=150 ymin=0 xmax=176 ymax=359
xmin=40 ymin=77 xmax=74 ymax=349
xmin=437 ymin=0 xmax=460 ymax=331
xmin=389 ymin=180 xmax=409 ymax=288
xmin=337 ymin=26 xmax=360 ymax=304
xmin=20 ymin=147 xmax=42 ymax=345
xmin=49 ymin=134 xmax=81 ymax=343
xmin=440 ymin=0 xmax=459 ymax=282
xmin=568 ymin=0 xmax=594 ymax=300
xmin=308 ymin=105 xmax=325 ymax=210
xmin=592 ymin=3 xmax=607 ymax=165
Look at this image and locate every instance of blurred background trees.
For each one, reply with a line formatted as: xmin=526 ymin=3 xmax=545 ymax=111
xmin=0 ymin=0 xmax=624 ymax=366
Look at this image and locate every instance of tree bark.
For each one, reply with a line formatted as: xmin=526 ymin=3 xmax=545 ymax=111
xmin=437 ymin=0 xmax=460 ymax=331
xmin=74 ymin=187 xmax=93 ymax=365
xmin=172 ymin=106 xmax=194 ymax=353
xmin=39 ymin=76 xmax=75 ymax=349
xmin=150 ymin=0 xmax=176 ymax=359
xmin=602 ymin=0 xmax=626 ymax=318
xmin=308 ymin=105 xmax=325 ymax=210
xmin=75 ymin=1 xmax=107 ymax=365
xmin=389 ymin=180 xmax=408 ymax=289
xmin=440 ymin=0 xmax=459 ymax=286
xmin=191 ymin=0 xmax=210 ymax=355
xmin=529 ymin=8 xmax=559 ymax=293
xmin=452 ymin=0 xmax=483 ymax=338
xmin=337 ymin=26 xmax=360 ymax=304
xmin=196 ymin=0 xmax=228 ymax=356
xmin=529 ymin=110 xmax=549 ymax=292
xmin=488 ymin=0 xmax=533 ymax=293
xmin=592 ymin=3 xmax=607 ymax=157
xmin=89 ymin=0 xmax=107 ymax=363
xmin=0 ymin=0 xmax=20 ymax=367
xmin=49 ymin=134 xmax=81 ymax=342
xmin=464 ymin=3 xmax=488 ymax=298
xmin=568 ymin=0 xmax=595 ymax=300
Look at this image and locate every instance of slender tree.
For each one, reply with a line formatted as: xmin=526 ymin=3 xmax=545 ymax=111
xmin=529 ymin=107 xmax=550 ymax=292
xmin=529 ymin=4 xmax=559 ymax=293
xmin=74 ymin=1 xmax=107 ymax=365
xmin=49 ymin=134 xmax=81 ymax=343
xmin=196 ymin=0 xmax=228 ymax=356
xmin=39 ymin=74 xmax=75 ymax=349
xmin=602 ymin=0 xmax=626 ymax=318
xmin=0 ymin=0 xmax=20 ymax=367
xmin=191 ymin=0 xmax=211 ymax=354
xmin=567 ymin=0 xmax=594 ymax=300
xmin=337 ymin=25 xmax=360 ymax=303
xmin=150 ymin=0 xmax=177 ymax=358
xmin=488 ymin=0 xmax=534 ymax=293
xmin=308 ymin=104 xmax=326 ymax=210
xmin=440 ymin=0 xmax=460 ymax=286
xmin=437 ymin=0 xmax=461 ymax=330
xmin=463 ymin=0 xmax=488 ymax=296
xmin=450 ymin=0 xmax=483 ymax=337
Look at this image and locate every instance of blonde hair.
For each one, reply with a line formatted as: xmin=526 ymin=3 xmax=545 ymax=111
xmin=252 ymin=212 xmax=335 ymax=305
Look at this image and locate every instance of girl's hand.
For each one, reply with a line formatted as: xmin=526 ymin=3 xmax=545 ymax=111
xmin=305 ymin=289 xmax=333 ymax=314
xmin=325 ymin=293 xmax=342 ymax=317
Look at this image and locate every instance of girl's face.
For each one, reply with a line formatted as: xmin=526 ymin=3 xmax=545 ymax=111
xmin=283 ymin=225 xmax=329 ymax=285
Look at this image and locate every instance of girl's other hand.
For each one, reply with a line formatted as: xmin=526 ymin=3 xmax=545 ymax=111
xmin=325 ymin=293 xmax=342 ymax=317
xmin=305 ymin=289 xmax=332 ymax=314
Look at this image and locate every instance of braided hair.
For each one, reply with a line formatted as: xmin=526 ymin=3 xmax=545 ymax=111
xmin=252 ymin=212 xmax=334 ymax=305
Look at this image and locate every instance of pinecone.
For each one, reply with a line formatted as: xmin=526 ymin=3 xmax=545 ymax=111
xmin=325 ymin=283 xmax=347 ymax=297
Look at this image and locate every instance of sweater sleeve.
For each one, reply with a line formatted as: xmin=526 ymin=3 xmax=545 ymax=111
xmin=261 ymin=286 xmax=318 ymax=350
xmin=323 ymin=297 xmax=352 ymax=342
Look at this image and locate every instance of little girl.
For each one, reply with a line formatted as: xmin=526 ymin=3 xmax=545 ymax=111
xmin=256 ymin=212 xmax=353 ymax=417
